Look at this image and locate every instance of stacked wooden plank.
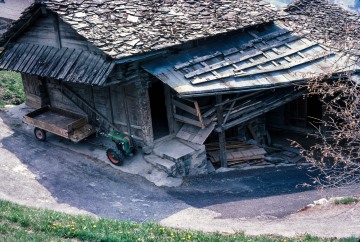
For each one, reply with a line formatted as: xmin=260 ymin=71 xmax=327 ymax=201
xmin=206 ymin=141 xmax=267 ymax=167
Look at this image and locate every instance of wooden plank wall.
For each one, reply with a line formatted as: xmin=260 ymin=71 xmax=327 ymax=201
xmin=21 ymin=74 xmax=49 ymax=109
xmin=16 ymin=15 xmax=58 ymax=47
xmin=58 ymin=17 xmax=101 ymax=53
xmin=46 ymin=79 xmax=85 ymax=115
xmin=16 ymin=12 xmax=100 ymax=53
xmin=50 ymin=79 xmax=150 ymax=145
xmin=92 ymin=86 xmax=113 ymax=124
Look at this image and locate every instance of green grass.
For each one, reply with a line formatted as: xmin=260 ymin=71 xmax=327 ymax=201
xmin=0 ymin=71 xmax=25 ymax=108
xmin=0 ymin=200 xmax=358 ymax=241
xmin=334 ymin=197 xmax=359 ymax=205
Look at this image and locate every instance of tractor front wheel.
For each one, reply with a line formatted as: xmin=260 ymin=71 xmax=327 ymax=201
xmin=106 ymin=148 xmax=124 ymax=166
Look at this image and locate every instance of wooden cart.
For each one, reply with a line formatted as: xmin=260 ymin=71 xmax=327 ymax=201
xmin=23 ymin=106 xmax=96 ymax=143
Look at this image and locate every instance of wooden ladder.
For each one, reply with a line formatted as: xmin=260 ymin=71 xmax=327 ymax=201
xmin=61 ymin=84 xmax=117 ymax=132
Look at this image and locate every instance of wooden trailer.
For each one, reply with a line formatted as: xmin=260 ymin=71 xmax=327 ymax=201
xmin=23 ymin=106 xmax=96 ymax=142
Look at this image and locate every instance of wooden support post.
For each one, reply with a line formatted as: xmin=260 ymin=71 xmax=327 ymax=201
xmin=216 ymin=95 xmax=227 ymax=168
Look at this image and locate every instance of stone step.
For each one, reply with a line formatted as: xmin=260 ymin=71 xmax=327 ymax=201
xmin=144 ymin=154 xmax=177 ymax=176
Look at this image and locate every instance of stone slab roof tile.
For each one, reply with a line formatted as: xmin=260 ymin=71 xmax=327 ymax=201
xmin=40 ymin=0 xmax=279 ymax=59
xmin=284 ymin=0 xmax=360 ymax=51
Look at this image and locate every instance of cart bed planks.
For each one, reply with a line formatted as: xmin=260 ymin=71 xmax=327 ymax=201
xmin=23 ymin=106 xmax=96 ymax=142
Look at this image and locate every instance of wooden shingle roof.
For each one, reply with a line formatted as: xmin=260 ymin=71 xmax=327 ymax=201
xmin=284 ymin=0 xmax=360 ymax=51
xmin=142 ymin=22 xmax=359 ymax=97
xmin=38 ymin=0 xmax=279 ymax=59
xmin=0 ymin=43 xmax=114 ymax=85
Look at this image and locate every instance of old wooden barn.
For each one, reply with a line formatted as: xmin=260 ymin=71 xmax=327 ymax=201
xmin=0 ymin=0 xmax=359 ymax=176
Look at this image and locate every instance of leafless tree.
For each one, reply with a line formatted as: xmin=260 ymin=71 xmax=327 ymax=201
xmin=293 ymin=75 xmax=360 ymax=188
xmin=285 ymin=0 xmax=360 ymax=188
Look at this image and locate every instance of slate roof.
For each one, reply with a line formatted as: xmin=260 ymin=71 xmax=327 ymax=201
xmin=142 ymin=22 xmax=359 ymax=97
xmin=284 ymin=0 xmax=360 ymax=51
xmin=30 ymin=0 xmax=279 ymax=59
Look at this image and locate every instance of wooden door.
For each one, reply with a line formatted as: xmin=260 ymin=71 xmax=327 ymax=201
xmin=21 ymin=74 xmax=47 ymax=108
xmin=110 ymin=84 xmax=142 ymax=139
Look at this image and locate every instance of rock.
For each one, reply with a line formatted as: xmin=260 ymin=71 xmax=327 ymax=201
xmin=216 ymin=167 xmax=236 ymax=173
xmin=247 ymin=139 xmax=257 ymax=145
xmin=142 ymin=146 xmax=153 ymax=155
xmin=206 ymin=160 xmax=215 ymax=173
xmin=314 ymin=198 xmax=328 ymax=205
xmin=74 ymin=12 xmax=87 ymax=18
xmin=127 ymin=15 xmax=139 ymax=23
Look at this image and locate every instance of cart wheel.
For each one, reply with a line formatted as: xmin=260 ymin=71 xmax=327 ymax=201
xmin=34 ymin=128 xmax=46 ymax=141
xmin=106 ymin=148 xmax=124 ymax=166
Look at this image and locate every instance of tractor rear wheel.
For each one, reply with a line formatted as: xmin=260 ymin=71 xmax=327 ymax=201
xmin=106 ymin=148 xmax=124 ymax=166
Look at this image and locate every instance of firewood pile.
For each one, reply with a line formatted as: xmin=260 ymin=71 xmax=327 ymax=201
xmin=206 ymin=141 xmax=267 ymax=168
xmin=206 ymin=141 xmax=304 ymax=169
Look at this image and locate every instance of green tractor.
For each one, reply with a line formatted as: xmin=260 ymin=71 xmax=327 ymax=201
xmin=105 ymin=131 xmax=137 ymax=166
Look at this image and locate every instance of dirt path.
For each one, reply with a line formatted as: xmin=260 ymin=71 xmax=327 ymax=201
xmin=0 ymin=112 xmax=93 ymax=217
xmin=161 ymin=199 xmax=360 ymax=238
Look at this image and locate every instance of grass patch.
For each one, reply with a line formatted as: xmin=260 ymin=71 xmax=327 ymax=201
xmin=0 ymin=199 xmax=358 ymax=241
xmin=0 ymin=71 xmax=25 ymax=108
xmin=334 ymin=197 xmax=359 ymax=205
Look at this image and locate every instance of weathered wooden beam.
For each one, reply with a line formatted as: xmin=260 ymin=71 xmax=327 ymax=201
xmin=164 ymin=85 xmax=176 ymax=134
xmin=61 ymin=84 xmax=118 ymax=131
xmin=215 ymin=90 xmax=306 ymax=132
xmin=174 ymin=51 xmax=223 ymax=70
xmin=193 ymin=101 xmax=205 ymax=129
xmin=185 ymin=35 xmax=300 ymax=79
xmin=216 ymin=95 xmax=227 ymax=168
xmin=53 ymin=14 xmax=62 ymax=48
xmin=214 ymin=91 xmax=261 ymax=107
xmin=247 ymin=124 xmax=258 ymax=142
xmin=191 ymin=43 xmax=322 ymax=85
xmin=135 ymin=78 xmax=153 ymax=146
xmin=174 ymin=114 xmax=202 ymax=128
xmin=223 ymin=94 xmax=239 ymax=124
xmin=234 ymin=52 xmax=332 ymax=78
xmin=172 ymin=99 xmax=197 ymax=116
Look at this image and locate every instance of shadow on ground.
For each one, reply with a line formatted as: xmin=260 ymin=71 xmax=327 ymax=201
xmin=3 ymin=110 xmax=356 ymax=222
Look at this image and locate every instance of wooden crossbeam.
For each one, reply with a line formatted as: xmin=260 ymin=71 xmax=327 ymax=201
xmin=174 ymin=30 xmax=291 ymax=71
xmin=186 ymin=35 xmax=302 ymax=80
xmin=174 ymin=51 xmax=222 ymax=70
xmin=172 ymin=99 xmax=198 ymax=116
xmin=234 ymin=52 xmax=332 ymax=78
xmin=215 ymin=90 xmax=306 ymax=132
xmin=174 ymin=114 xmax=203 ymax=128
xmin=223 ymin=94 xmax=239 ymax=124
xmin=214 ymin=91 xmax=262 ymax=107
xmin=173 ymin=98 xmax=207 ymax=129
xmin=192 ymin=50 xmax=331 ymax=85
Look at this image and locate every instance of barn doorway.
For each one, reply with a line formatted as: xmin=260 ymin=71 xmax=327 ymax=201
xmin=306 ymin=94 xmax=322 ymax=128
xmin=149 ymin=81 xmax=170 ymax=140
